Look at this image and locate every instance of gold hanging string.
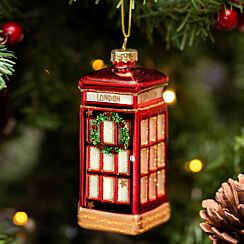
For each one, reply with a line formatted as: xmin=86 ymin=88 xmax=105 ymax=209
xmin=121 ymin=0 xmax=133 ymax=50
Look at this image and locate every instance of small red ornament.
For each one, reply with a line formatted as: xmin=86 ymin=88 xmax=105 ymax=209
xmin=105 ymin=112 xmax=111 ymax=117
xmin=119 ymin=144 xmax=124 ymax=149
xmin=92 ymin=125 xmax=98 ymax=130
xmin=216 ymin=8 xmax=238 ymax=31
xmin=2 ymin=22 xmax=24 ymax=46
xmin=97 ymin=144 xmax=103 ymax=150
xmin=120 ymin=122 xmax=125 ymax=128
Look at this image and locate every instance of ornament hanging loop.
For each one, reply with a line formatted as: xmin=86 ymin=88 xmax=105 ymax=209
xmin=121 ymin=0 xmax=133 ymax=50
xmin=122 ymin=37 xmax=128 ymax=50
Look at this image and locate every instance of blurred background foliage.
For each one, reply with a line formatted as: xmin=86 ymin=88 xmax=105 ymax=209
xmin=0 ymin=0 xmax=243 ymax=243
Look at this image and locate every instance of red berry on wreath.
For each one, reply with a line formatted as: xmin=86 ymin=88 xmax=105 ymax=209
xmin=216 ymin=8 xmax=238 ymax=31
xmin=92 ymin=125 xmax=98 ymax=130
xmin=119 ymin=144 xmax=124 ymax=149
xmin=120 ymin=122 xmax=125 ymax=128
xmin=2 ymin=22 xmax=24 ymax=46
xmin=97 ymin=144 xmax=103 ymax=150
xmin=111 ymin=148 xmax=116 ymax=154
xmin=105 ymin=112 xmax=111 ymax=117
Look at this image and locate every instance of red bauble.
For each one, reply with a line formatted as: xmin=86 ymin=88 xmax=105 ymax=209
xmin=216 ymin=8 xmax=238 ymax=31
xmin=2 ymin=22 xmax=24 ymax=46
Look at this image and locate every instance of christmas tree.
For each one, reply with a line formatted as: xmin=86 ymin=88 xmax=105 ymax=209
xmin=0 ymin=0 xmax=243 ymax=243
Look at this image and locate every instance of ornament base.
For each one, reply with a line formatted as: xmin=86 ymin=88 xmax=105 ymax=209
xmin=77 ymin=202 xmax=170 ymax=235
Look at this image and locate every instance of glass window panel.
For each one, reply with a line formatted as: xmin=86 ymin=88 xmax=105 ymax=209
xmin=140 ymin=176 xmax=148 ymax=204
xmin=117 ymin=178 xmax=129 ymax=203
xmin=88 ymin=175 xmax=99 ymax=199
xmin=149 ymin=173 xmax=157 ymax=201
xmin=102 ymin=177 xmax=114 ymax=201
xmin=157 ymin=169 xmax=165 ymax=197
xmin=103 ymin=153 xmax=115 ymax=172
xmin=118 ymin=150 xmax=129 ymax=175
xmin=157 ymin=142 xmax=165 ymax=168
xmin=149 ymin=145 xmax=157 ymax=171
xmin=89 ymin=146 xmax=100 ymax=171
xmin=102 ymin=121 xmax=116 ymax=145
xmin=149 ymin=116 xmax=157 ymax=143
xmin=157 ymin=114 xmax=165 ymax=140
xmin=140 ymin=119 xmax=148 ymax=146
xmin=140 ymin=148 xmax=149 ymax=174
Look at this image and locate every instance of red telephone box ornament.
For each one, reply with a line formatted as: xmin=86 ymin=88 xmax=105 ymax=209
xmin=78 ymin=49 xmax=170 ymax=235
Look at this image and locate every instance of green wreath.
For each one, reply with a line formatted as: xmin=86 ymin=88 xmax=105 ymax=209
xmin=90 ymin=112 xmax=130 ymax=154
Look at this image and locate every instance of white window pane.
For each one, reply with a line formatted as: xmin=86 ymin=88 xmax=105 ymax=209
xmin=88 ymin=175 xmax=99 ymax=199
xmin=102 ymin=121 xmax=116 ymax=145
xmin=157 ymin=113 xmax=165 ymax=140
xmin=140 ymin=176 xmax=148 ymax=204
xmin=89 ymin=146 xmax=100 ymax=171
xmin=118 ymin=150 xmax=129 ymax=174
xmin=103 ymin=153 xmax=115 ymax=172
xmin=157 ymin=170 xmax=165 ymax=196
xmin=140 ymin=148 xmax=148 ymax=174
xmin=140 ymin=119 xmax=148 ymax=146
xmin=103 ymin=177 xmax=114 ymax=201
xmin=149 ymin=116 xmax=157 ymax=143
xmin=149 ymin=173 xmax=156 ymax=201
xmin=149 ymin=145 xmax=157 ymax=170
xmin=157 ymin=142 xmax=165 ymax=168
xmin=117 ymin=178 xmax=129 ymax=203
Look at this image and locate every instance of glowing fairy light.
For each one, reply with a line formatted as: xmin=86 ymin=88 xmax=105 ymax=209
xmin=163 ymin=89 xmax=176 ymax=104
xmin=91 ymin=59 xmax=105 ymax=71
xmin=188 ymin=159 xmax=203 ymax=173
xmin=13 ymin=211 xmax=28 ymax=226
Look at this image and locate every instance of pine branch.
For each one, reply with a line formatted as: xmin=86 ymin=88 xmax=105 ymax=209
xmin=0 ymin=44 xmax=15 ymax=91
xmin=68 ymin=0 xmax=244 ymax=49
xmin=134 ymin=0 xmax=223 ymax=49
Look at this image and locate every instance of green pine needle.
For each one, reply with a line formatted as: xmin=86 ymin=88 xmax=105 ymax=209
xmin=0 ymin=44 xmax=15 ymax=91
xmin=77 ymin=0 xmax=226 ymax=49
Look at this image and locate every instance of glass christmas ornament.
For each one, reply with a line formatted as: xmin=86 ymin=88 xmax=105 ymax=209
xmin=77 ymin=49 xmax=170 ymax=235
xmin=2 ymin=22 xmax=24 ymax=46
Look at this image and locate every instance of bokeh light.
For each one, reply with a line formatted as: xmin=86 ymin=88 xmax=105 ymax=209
xmin=188 ymin=159 xmax=203 ymax=173
xmin=91 ymin=59 xmax=105 ymax=70
xmin=13 ymin=211 xmax=28 ymax=226
xmin=163 ymin=89 xmax=176 ymax=104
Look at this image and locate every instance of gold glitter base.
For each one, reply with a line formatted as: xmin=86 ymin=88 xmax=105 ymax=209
xmin=77 ymin=202 xmax=170 ymax=235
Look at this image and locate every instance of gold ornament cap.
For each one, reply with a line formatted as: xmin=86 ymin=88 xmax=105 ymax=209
xmin=111 ymin=49 xmax=138 ymax=63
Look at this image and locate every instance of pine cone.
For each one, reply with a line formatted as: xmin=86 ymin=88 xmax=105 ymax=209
xmin=199 ymin=174 xmax=244 ymax=244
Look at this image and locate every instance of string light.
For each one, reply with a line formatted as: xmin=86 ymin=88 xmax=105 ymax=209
xmin=13 ymin=211 xmax=29 ymax=226
xmin=43 ymin=69 xmax=50 ymax=75
xmin=163 ymin=89 xmax=176 ymax=104
xmin=188 ymin=159 xmax=203 ymax=173
xmin=91 ymin=59 xmax=104 ymax=71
